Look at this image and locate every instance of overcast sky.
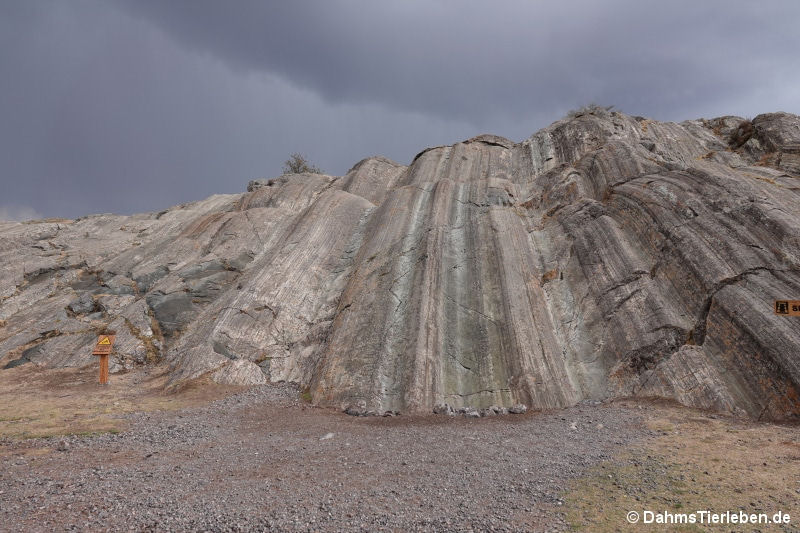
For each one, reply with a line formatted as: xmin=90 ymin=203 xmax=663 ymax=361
xmin=1 ymin=1 xmax=798 ymax=220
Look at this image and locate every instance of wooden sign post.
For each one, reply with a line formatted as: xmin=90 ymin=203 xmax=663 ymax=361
xmin=92 ymin=335 xmax=115 ymax=385
xmin=775 ymin=300 xmax=800 ymax=316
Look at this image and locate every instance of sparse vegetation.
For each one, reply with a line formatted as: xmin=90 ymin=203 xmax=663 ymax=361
xmin=0 ymin=365 xmax=246 ymax=439
xmin=563 ymin=404 xmax=800 ymax=532
xmin=568 ymin=103 xmax=616 ymax=119
xmin=282 ymin=153 xmax=323 ymax=175
xmin=299 ymin=388 xmax=313 ymax=403
xmin=729 ymin=119 xmax=754 ymax=149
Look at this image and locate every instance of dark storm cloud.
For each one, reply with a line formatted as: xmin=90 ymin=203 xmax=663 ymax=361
xmin=1 ymin=1 xmax=798 ymax=220
xmin=116 ymin=0 xmax=800 ymax=123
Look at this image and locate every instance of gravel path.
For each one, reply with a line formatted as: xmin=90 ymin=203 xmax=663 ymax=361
xmin=0 ymin=385 xmax=652 ymax=532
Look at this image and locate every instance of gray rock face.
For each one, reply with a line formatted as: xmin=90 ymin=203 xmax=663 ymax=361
xmin=2 ymin=110 xmax=799 ymax=420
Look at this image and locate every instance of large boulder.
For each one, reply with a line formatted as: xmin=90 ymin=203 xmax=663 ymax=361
xmin=1 ymin=110 xmax=799 ymax=421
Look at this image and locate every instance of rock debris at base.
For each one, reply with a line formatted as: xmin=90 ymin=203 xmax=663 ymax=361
xmin=431 ymin=403 xmax=525 ymax=417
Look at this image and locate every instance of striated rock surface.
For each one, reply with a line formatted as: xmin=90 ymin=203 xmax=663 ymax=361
xmin=2 ymin=110 xmax=799 ymax=420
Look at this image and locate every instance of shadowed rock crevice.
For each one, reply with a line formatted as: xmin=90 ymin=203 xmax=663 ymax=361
xmin=1 ymin=110 xmax=799 ymax=420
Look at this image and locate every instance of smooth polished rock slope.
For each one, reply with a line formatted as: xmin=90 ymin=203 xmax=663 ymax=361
xmin=1 ymin=109 xmax=799 ymax=420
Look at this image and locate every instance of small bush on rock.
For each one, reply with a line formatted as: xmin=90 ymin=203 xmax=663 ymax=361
xmin=282 ymin=153 xmax=322 ymax=175
xmin=567 ymin=103 xmax=616 ymax=119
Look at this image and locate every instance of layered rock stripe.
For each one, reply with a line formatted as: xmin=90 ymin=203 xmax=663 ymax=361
xmin=1 ymin=110 xmax=798 ymax=419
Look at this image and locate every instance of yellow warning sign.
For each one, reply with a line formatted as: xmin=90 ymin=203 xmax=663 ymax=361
xmin=92 ymin=335 xmax=116 ymax=355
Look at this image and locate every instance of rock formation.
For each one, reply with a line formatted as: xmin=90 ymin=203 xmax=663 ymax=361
xmin=2 ymin=109 xmax=799 ymax=420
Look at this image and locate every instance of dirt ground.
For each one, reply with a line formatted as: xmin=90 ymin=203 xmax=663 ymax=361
xmin=0 ymin=364 xmax=247 ymax=439
xmin=0 ymin=365 xmax=798 ymax=532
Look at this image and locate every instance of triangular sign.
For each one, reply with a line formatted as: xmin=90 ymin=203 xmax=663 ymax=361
xmin=98 ymin=337 xmax=111 ymax=345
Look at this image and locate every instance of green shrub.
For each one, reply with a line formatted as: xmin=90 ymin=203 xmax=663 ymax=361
xmin=282 ymin=153 xmax=322 ymax=175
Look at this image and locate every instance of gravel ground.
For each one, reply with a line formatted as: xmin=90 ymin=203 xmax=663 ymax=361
xmin=0 ymin=385 xmax=653 ymax=532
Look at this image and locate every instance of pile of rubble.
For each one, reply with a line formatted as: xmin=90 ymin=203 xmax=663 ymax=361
xmin=433 ymin=403 xmax=528 ymax=418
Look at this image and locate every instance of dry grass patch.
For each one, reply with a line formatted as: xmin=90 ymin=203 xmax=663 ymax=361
xmin=0 ymin=364 xmax=247 ymax=439
xmin=563 ymin=403 xmax=800 ymax=532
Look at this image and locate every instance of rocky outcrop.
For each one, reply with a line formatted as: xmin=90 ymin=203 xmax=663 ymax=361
xmin=2 ymin=110 xmax=799 ymax=420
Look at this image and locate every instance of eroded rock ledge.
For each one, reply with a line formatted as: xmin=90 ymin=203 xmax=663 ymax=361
xmin=2 ymin=110 xmax=799 ymax=420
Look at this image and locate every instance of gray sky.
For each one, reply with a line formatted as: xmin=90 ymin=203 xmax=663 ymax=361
xmin=1 ymin=0 xmax=798 ymax=220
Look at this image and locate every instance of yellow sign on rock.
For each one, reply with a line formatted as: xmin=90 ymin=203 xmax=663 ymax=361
xmin=775 ymin=300 xmax=800 ymax=316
